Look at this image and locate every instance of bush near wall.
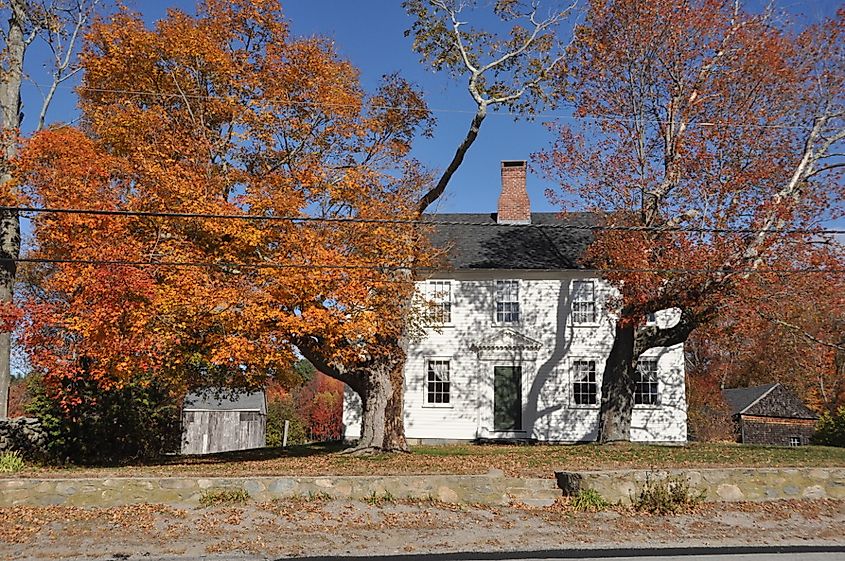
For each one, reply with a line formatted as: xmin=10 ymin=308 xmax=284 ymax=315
xmin=25 ymin=373 xmax=181 ymax=465
xmin=813 ymin=407 xmax=845 ymax=447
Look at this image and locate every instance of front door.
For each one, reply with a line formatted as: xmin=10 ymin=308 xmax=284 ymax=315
xmin=493 ymin=365 xmax=522 ymax=431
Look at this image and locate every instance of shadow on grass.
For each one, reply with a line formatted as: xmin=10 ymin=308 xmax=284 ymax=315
xmin=151 ymin=440 xmax=349 ymax=467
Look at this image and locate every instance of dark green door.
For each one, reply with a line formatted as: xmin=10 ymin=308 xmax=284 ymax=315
xmin=494 ymin=366 xmax=522 ymax=431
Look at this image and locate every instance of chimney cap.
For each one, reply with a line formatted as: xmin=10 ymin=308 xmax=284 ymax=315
xmin=501 ymin=160 xmax=526 ymax=167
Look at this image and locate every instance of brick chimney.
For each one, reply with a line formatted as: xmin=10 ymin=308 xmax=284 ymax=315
xmin=497 ymin=160 xmax=531 ymax=224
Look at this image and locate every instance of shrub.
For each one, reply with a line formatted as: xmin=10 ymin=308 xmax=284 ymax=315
xmin=813 ymin=407 xmax=845 ymax=447
xmin=571 ymin=488 xmax=609 ymax=511
xmin=199 ymin=488 xmax=250 ymax=507
xmin=265 ymin=395 xmax=306 ymax=446
xmin=0 ymin=451 xmax=25 ymax=473
xmin=631 ymin=473 xmax=705 ymax=515
xmin=25 ymin=373 xmax=181 ymax=465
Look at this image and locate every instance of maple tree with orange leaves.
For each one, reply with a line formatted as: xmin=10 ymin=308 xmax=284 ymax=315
xmin=16 ymin=1 xmax=437 ymax=443
xmin=538 ymin=0 xmax=845 ymax=441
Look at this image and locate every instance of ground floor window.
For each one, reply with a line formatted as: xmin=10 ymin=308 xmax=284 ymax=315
xmin=789 ymin=436 xmax=802 ymax=447
xmin=426 ymin=359 xmax=451 ymax=405
xmin=572 ymin=359 xmax=597 ymax=406
xmin=635 ymin=358 xmax=659 ymax=405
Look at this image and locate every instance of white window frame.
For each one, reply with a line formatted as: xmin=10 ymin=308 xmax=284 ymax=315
xmin=572 ymin=280 xmax=598 ymax=325
xmin=570 ymin=358 xmax=599 ymax=408
xmin=634 ymin=357 xmax=660 ymax=407
xmin=788 ymin=436 xmax=802 ymax=447
xmin=494 ymin=279 xmax=520 ymax=325
xmin=425 ymin=280 xmax=453 ymax=326
xmin=423 ymin=358 xmax=453 ymax=408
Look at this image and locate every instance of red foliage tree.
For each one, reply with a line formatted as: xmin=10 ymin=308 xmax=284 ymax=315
xmin=539 ymin=1 xmax=845 ymax=441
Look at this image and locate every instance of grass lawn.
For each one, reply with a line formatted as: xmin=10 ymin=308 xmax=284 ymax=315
xmin=11 ymin=442 xmax=845 ymax=479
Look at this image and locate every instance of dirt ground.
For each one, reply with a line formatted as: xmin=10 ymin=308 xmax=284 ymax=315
xmin=2 ymin=498 xmax=844 ymax=561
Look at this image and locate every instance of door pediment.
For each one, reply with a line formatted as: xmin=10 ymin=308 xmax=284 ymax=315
xmin=471 ymin=328 xmax=542 ymax=361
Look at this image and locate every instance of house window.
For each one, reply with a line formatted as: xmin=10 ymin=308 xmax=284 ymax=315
xmin=635 ymin=358 xmax=659 ymax=405
xmin=426 ymin=359 xmax=451 ymax=405
xmin=789 ymin=436 xmax=802 ymax=447
xmin=572 ymin=359 xmax=597 ymax=406
xmin=572 ymin=280 xmax=596 ymax=324
xmin=426 ymin=281 xmax=452 ymax=324
xmin=495 ymin=280 xmax=520 ymax=323
xmin=645 ymin=312 xmax=657 ymax=325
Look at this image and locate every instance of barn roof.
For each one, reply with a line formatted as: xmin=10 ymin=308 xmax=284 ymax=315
xmin=722 ymin=383 xmax=778 ymax=416
xmin=722 ymin=383 xmax=817 ymax=419
xmin=424 ymin=212 xmax=597 ymax=270
xmin=183 ymin=389 xmax=266 ymax=414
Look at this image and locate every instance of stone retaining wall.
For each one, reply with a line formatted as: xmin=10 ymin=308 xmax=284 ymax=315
xmin=0 ymin=473 xmax=561 ymax=508
xmin=3 ymin=467 xmax=844 ymax=508
xmin=0 ymin=418 xmax=46 ymax=458
xmin=556 ymin=467 xmax=845 ymax=503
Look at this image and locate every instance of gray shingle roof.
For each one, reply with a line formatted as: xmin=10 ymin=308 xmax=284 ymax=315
xmin=722 ymin=383 xmax=778 ymax=416
xmin=183 ymin=389 xmax=266 ymax=414
xmin=425 ymin=212 xmax=597 ymax=270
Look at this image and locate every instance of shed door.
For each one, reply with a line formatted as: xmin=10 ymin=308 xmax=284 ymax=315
xmin=494 ymin=365 xmax=522 ymax=431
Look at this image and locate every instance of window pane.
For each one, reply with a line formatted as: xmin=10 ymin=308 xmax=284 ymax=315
xmin=572 ymin=360 xmax=597 ymax=405
xmin=426 ymin=360 xmax=451 ymax=404
xmin=427 ymin=281 xmax=452 ymax=324
xmin=634 ymin=359 xmax=659 ymax=405
xmin=495 ymin=281 xmax=519 ymax=323
xmin=572 ymin=281 xmax=597 ymax=323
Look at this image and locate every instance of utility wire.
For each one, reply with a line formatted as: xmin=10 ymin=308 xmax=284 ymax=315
xmin=38 ymin=82 xmax=816 ymax=131
xmin=12 ymin=257 xmax=845 ymax=276
xmin=7 ymin=206 xmax=845 ymax=236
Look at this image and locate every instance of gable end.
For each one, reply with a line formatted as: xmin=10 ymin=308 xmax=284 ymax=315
xmin=742 ymin=384 xmax=818 ymax=420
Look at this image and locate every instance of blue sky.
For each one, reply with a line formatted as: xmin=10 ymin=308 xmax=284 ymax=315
xmin=19 ymin=0 xmax=845 ymax=219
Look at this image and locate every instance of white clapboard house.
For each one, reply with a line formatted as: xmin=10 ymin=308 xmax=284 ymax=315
xmin=343 ymin=160 xmax=687 ymax=443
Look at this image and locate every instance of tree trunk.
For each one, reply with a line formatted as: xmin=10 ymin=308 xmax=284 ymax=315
xmin=383 ymin=347 xmax=409 ymax=452
xmin=351 ymin=362 xmax=392 ymax=454
xmin=598 ymin=321 xmax=637 ymax=443
xmin=0 ymin=1 xmax=28 ymax=419
xmin=0 ymin=208 xmax=19 ymax=418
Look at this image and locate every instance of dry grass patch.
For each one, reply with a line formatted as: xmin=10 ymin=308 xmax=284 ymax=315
xmin=9 ymin=441 xmax=845 ymax=479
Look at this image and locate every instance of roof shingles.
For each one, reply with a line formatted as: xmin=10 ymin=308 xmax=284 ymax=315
xmin=425 ymin=212 xmax=597 ymax=270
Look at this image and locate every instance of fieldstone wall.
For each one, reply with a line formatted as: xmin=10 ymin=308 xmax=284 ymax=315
xmin=0 ymin=418 xmax=47 ymax=458
xmin=557 ymin=467 xmax=845 ymax=503
xmin=0 ymin=472 xmax=562 ymax=508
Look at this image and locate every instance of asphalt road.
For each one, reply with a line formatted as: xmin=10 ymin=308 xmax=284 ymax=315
xmin=280 ymin=547 xmax=845 ymax=561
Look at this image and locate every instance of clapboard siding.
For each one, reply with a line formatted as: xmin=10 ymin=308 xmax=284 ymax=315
xmin=343 ymin=272 xmax=686 ymax=443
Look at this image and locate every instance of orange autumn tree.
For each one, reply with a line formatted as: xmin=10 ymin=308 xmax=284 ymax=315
xmin=17 ymin=1 xmax=436 ymax=441
xmin=688 ymin=245 xmax=845 ymax=415
xmin=538 ymin=1 xmax=845 ymax=441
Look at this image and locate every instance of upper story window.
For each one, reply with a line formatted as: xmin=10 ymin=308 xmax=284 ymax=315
xmin=572 ymin=280 xmax=596 ymax=324
xmin=495 ymin=280 xmax=520 ymax=324
xmin=634 ymin=358 xmax=659 ymax=406
xmin=426 ymin=359 xmax=451 ymax=405
xmin=645 ymin=312 xmax=657 ymax=325
xmin=572 ymin=359 xmax=598 ymax=406
xmin=426 ymin=281 xmax=452 ymax=325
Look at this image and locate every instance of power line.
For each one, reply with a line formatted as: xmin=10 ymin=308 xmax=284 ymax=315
xmin=37 ymin=83 xmax=814 ymax=131
xmin=12 ymin=257 xmax=845 ymax=276
xmin=7 ymin=206 xmax=845 ymax=236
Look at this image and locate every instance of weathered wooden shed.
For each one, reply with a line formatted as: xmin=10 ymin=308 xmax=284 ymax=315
xmin=181 ymin=390 xmax=266 ymax=455
xmin=722 ymin=383 xmax=818 ymax=446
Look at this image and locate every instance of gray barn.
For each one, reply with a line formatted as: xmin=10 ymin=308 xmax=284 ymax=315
xmin=181 ymin=390 xmax=267 ymax=455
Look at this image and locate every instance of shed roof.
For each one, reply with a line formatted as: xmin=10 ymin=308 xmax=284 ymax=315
xmin=183 ymin=389 xmax=266 ymax=414
xmin=425 ymin=212 xmax=597 ymax=270
xmin=722 ymin=383 xmax=818 ymax=419
xmin=722 ymin=383 xmax=778 ymax=416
